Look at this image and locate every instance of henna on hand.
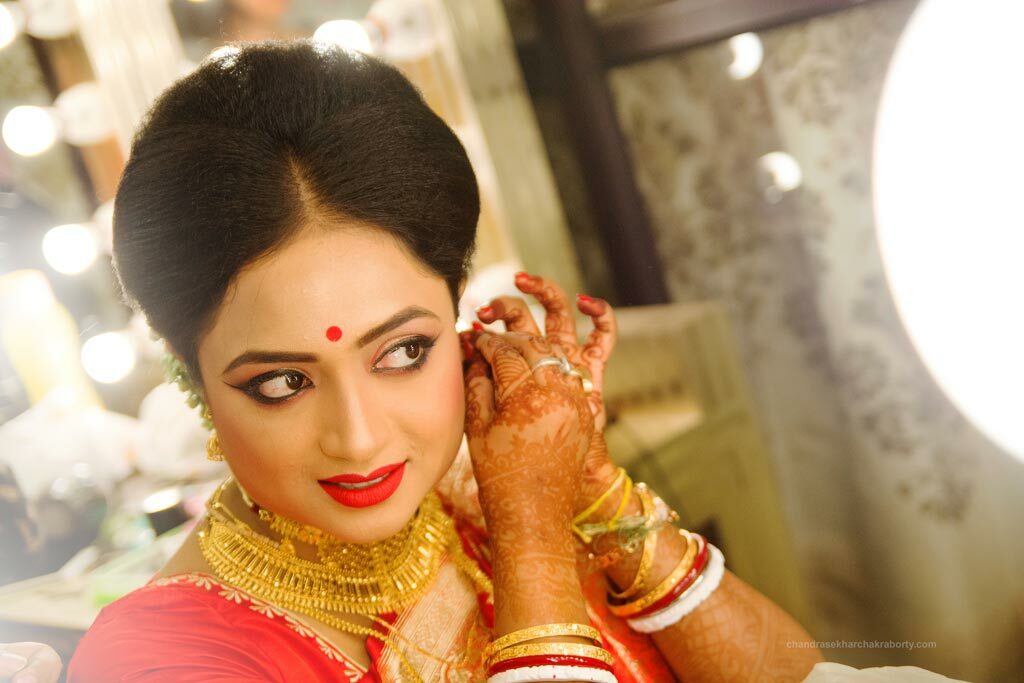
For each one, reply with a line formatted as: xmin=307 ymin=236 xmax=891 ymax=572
xmin=461 ymin=327 xmax=596 ymax=635
xmin=462 ymin=330 xmax=593 ymax=530
xmin=475 ymin=273 xmax=620 ymax=512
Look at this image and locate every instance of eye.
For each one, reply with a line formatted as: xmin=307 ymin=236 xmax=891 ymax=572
xmin=375 ymin=336 xmax=436 ymax=371
xmin=253 ymin=370 xmax=310 ymax=400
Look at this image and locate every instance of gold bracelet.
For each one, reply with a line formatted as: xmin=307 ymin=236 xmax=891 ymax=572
xmin=483 ymin=623 xmax=602 ymax=662
xmin=608 ymin=530 xmax=699 ymax=617
xmin=573 ymin=467 xmax=625 ymax=525
xmin=608 ymin=484 xmax=658 ymax=600
xmin=486 ymin=642 xmax=614 ymax=668
xmin=606 ymin=476 xmax=633 ymax=533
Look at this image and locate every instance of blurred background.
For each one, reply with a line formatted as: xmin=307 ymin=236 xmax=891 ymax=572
xmin=0 ymin=0 xmax=1021 ymax=681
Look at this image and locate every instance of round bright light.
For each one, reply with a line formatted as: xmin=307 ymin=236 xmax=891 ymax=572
xmin=81 ymin=331 xmax=136 ymax=384
xmin=874 ymin=0 xmax=1024 ymax=460
xmin=757 ymin=151 xmax=802 ymax=202
xmin=42 ymin=223 xmax=98 ymax=275
xmin=54 ymin=82 xmax=112 ymax=146
xmin=0 ymin=2 xmax=26 ymax=50
xmin=21 ymin=0 xmax=77 ymax=38
xmin=2 ymin=105 xmax=59 ymax=157
xmin=313 ymin=20 xmax=373 ymax=54
xmin=728 ymin=32 xmax=763 ymax=80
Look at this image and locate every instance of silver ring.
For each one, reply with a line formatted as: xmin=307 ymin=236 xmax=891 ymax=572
xmin=529 ymin=354 xmax=573 ymax=375
xmin=566 ymin=368 xmax=594 ymax=394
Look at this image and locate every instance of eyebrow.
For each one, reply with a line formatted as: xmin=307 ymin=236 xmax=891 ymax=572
xmin=221 ymin=305 xmax=441 ymax=375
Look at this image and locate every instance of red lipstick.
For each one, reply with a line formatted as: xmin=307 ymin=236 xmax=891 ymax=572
xmin=318 ymin=461 xmax=406 ymax=508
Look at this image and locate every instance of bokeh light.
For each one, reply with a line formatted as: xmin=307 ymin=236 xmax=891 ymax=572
xmin=81 ymin=331 xmax=137 ymax=384
xmin=874 ymin=0 xmax=1024 ymax=460
xmin=42 ymin=224 xmax=98 ymax=275
xmin=2 ymin=105 xmax=59 ymax=157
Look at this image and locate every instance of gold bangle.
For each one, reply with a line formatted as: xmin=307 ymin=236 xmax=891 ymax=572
xmin=608 ymin=530 xmax=700 ymax=617
xmin=608 ymin=484 xmax=658 ymax=600
xmin=483 ymin=623 xmax=602 ymax=662
xmin=486 ymin=642 xmax=614 ymax=668
xmin=606 ymin=476 xmax=633 ymax=531
xmin=573 ymin=467 xmax=625 ymax=525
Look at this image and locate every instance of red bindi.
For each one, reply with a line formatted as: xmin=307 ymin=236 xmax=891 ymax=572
xmin=325 ymin=325 xmax=343 ymax=342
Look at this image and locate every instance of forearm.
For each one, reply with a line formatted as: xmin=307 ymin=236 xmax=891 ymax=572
xmin=490 ymin=519 xmax=591 ymax=637
xmin=580 ymin=467 xmax=822 ymax=682
xmin=487 ymin=517 xmax=596 ymax=683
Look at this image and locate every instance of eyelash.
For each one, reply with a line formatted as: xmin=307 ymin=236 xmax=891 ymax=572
xmin=237 ymin=335 xmax=439 ymax=405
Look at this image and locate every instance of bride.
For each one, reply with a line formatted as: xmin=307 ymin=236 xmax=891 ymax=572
xmin=67 ymin=40 xmax=821 ymax=682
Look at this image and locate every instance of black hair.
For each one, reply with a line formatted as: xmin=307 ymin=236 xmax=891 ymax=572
xmin=113 ymin=41 xmax=479 ymax=385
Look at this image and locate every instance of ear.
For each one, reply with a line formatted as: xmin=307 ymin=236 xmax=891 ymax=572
xmin=457 ymin=276 xmax=468 ymax=300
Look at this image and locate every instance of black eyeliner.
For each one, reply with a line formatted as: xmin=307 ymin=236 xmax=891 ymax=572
xmin=227 ymin=333 xmax=441 ymax=405
xmin=373 ymin=334 xmax=438 ymax=375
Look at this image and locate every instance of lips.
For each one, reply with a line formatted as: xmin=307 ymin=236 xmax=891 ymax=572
xmin=318 ymin=461 xmax=406 ymax=508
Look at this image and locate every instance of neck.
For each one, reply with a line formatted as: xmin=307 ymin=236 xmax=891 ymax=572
xmin=220 ymin=479 xmax=326 ymax=563
xmin=222 ymin=477 xmax=421 ymax=563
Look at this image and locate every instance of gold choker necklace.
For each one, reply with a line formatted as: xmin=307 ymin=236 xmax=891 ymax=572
xmin=199 ymin=478 xmax=489 ymax=616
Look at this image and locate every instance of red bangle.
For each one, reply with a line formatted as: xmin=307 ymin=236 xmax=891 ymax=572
xmin=487 ymin=654 xmax=615 ymax=676
xmin=610 ymin=534 xmax=710 ymax=619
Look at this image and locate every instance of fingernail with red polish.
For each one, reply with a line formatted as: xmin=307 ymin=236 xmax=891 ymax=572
xmin=514 ymin=271 xmax=533 ymax=283
xmin=476 ymin=305 xmax=493 ymax=318
xmin=472 ymin=321 xmax=484 ymax=331
xmin=577 ymin=293 xmax=594 ymax=303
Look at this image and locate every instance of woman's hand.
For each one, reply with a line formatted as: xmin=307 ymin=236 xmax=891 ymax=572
xmin=461 ymin=328 xmax=595 ymax=535
xmin=474 ymin=272 xmax=620 ymax=511
xmin=0 ymin=642 xmax=62 ymax=683
xmin=460 ymin=326 xmax=596 ymax=635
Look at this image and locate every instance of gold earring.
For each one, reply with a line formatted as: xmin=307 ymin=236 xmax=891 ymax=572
xmin=207 ymin=431 xmax=224 ymax=462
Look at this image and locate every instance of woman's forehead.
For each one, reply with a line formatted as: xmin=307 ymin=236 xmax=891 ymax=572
xmin=206 ymin=229 xmax=449 ymax=349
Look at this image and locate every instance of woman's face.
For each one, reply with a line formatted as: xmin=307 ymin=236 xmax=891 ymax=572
xmin=197 ymin=225 xmax=465 ymax=543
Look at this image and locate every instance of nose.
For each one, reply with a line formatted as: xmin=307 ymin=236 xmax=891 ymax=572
xmin=317 ymin=379 xmax=388 ymax=466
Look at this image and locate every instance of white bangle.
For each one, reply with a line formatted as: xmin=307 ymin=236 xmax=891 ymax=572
xmin=487 ymin=665 xmax=618 ymax=683
xmin=627 ymin=543 xmax=725 ymax=633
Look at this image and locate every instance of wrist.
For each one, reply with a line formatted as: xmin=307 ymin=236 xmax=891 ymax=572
xmin=574 ymin=458 xmax=620 ymax=515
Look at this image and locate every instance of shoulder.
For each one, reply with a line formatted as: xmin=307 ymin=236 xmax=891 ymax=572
xmin=68 ymin=574 xmax=370 ymax=683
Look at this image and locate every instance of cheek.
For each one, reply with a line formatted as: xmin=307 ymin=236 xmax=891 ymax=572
xmin=439 ymin=342 xmax=466 ymax=424
xmin=414 ymin=340 xmax=465 ymax=440
xmin=210 ymin=395 xmax=313 ymax=479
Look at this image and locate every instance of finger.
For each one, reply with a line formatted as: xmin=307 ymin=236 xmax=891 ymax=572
xmin=475 ymin=296 xmax=541 ymax=336
xmin=475 ymin=331 xmax=533 ymax=401
xmin=498 ymin=332 xmax=572 ymax=389
xmin=460 ymin=329 xmax=482 ymax=362
xmin=577 ymin=293 xmax=616 ymax=392
xmin=464 ymin=353 xmax=495 ymax=438
xmin=515 ymin=272 xmax=578 ymax=350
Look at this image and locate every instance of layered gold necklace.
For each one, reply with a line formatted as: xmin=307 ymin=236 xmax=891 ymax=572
xmin=199 ymin=477 xmax=490 ymax=614
xmin=197 ymin=478 xmax=492 ymax=680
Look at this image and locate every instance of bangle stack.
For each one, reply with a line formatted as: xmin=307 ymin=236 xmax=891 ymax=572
xmin=483 ymin=624 xmax=616 ymax=683
xmin=607 ymin=530 xmax=725 ymax=633
xmin=575 ymin=470 xmax=727 ymax=634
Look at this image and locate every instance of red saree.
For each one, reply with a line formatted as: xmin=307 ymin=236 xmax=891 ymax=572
xmin=69 ymin=451 xmax=676 ymax=682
